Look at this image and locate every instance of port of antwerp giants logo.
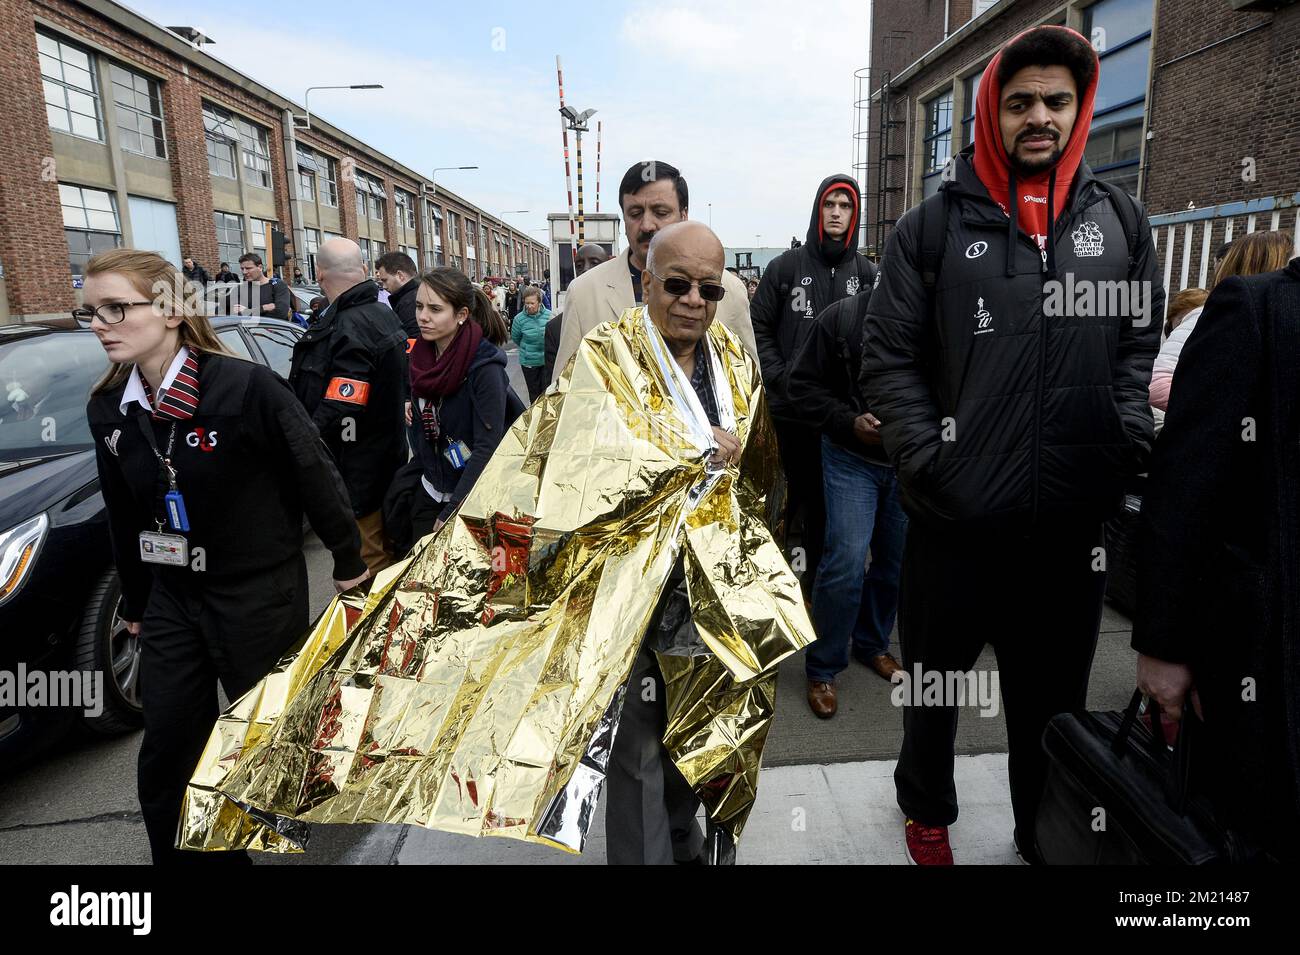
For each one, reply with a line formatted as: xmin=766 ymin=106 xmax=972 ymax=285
xmin=1072 ymin=220 xmax=1105 ymax=257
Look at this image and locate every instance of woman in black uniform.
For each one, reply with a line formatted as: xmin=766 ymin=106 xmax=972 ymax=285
xmin=81 ymin=249 xmax=368 ymax=863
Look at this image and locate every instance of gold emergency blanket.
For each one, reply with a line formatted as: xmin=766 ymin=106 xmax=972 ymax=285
xmin=178 ymin=306 xmax=814 ymax=855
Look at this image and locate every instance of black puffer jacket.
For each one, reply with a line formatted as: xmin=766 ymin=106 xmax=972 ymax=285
xmin=751 ymin=174 xmax=875 ymax=424
xmin=862 ymin=150 xmax=1162 ymax=529
xmin=289 ymin=279 xmax=408 ymax=516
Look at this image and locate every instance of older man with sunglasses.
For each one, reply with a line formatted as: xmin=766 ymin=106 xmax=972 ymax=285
xmin=603 ymin=220 xmax=749 ymax=864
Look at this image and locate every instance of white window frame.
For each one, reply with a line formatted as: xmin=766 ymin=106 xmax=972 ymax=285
xmin=214 ymin=210 xmax=244 ymax=265
xmin=237 ymin=116 xmax=273 ymax=189
xmin=203 ymin=102 xmax=238 ymax=179
xmin=38 ymin=30 xmax=103 ymax=141
xmin=396 ymin=189 xmax=416 ymax=230
xmin=318 ymin=156 xmax=338 ymax=207
xmin=109 ymin=62 xmax=166 ymax=158
xmin=60 ymin=183 xmax=120 ymax=279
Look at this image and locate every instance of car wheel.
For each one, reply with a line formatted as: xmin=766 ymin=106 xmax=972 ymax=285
xmin=73 ymin=569 xmax=144 ymax=734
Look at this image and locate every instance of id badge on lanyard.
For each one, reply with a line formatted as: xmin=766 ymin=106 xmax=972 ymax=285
xmin=443 ymin=438 xmax=471 ymax=469
xmin=135 ymin=416 xmax=191 ymax=565
xmin=139 ymin=530 xmax=187 ymax=566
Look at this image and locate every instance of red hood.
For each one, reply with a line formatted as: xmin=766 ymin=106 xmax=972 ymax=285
xmin=972 ymin=25 xmax=1099 ymax=244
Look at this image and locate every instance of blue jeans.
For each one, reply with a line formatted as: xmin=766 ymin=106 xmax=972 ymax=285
xmin=806 ymin=437 xmax=908 ymax=682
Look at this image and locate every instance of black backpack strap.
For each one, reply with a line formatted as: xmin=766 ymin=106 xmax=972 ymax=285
xmin=916 ymin=189 xmax=951 ymax=332
xmin=776 ymin=246 xmax=802 ymax=297
xmin=1096 ymin=179 xmax=1140 ymax=269
xmin=918 ymin=189 xmax=950 ymax=291
xmin=831 ymin=293 xmax=860 ymax=343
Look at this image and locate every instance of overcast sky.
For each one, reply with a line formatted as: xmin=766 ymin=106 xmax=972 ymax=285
xmin=124 ymin=0 xmax=871 ymax=248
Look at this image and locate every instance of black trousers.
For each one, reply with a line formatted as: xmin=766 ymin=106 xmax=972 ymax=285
xmin=605 ymin=642 xmax=704 ymax=865
xmin=894 ymin=520 xmax=1105 ymax=857
xmin=409 ymin=486 xmax=446 ymax=545
xmin=137 ymin=556 xmax=308 ymax=863
xmin=523 ymin=365 xmax=548 ymax=404
xmin=774 ymin=420 xmax=825 ymax=599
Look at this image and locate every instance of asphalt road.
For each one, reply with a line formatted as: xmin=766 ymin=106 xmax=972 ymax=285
xmin=0 ymin=346 xmax=1140 ymax=864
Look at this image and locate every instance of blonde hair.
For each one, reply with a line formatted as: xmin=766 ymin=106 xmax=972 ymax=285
xmin=1165 ymin=287 xmax=1208 ymax=336
xmin=1212 ymin=231 xmax=1294 ymax=288
xmin=88 ymin=249 xmax=234 ymax=394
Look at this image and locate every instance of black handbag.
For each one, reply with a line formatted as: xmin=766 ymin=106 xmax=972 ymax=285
xmin=1035 ymin=689 xmax=1228 ymax=865
xmin=381 ymin=457 xmax=425 ymax=558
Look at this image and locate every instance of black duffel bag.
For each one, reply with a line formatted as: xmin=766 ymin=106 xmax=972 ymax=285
xmin=1035 ymin=689 xmax=1231 ymax=865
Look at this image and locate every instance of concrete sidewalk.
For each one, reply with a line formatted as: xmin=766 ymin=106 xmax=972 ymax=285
xmin=355 ymin=753 xmax=1017 ymax=865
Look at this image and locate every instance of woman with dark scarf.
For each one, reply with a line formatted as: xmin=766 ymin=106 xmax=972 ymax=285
xmin=406 ymin=268 xmax=512 ymax=542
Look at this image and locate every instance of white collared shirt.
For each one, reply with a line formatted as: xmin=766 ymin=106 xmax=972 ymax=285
xmin=118 ymin=346 xmax=191 ymax=416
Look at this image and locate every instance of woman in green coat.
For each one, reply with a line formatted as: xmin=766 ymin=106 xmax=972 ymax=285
xmin=510 ymin=285 xmax=552 ymax=402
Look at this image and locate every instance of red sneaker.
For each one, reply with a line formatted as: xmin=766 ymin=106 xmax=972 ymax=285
xmin=904 ymin=819 xmax=954 ymax=865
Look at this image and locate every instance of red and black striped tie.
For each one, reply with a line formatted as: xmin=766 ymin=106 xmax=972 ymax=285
xmin=142 ymin=351 xmax=200 ymax=421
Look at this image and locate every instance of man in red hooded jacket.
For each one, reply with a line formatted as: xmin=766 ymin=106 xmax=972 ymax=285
xmin=751 ymin=175 xmax=872 ymax=629
xmin=863 ymin=25 xmax=1162 ymax=865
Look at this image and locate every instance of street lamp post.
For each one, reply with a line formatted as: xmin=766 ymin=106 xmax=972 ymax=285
xmin=284 ymin=84 xmax=380 ymax=281
xmin=431 ymin=166 xmax=478 ymax=198
xmin=428 ymin=165 xmax=480 ymax=272
xmin=295 ymin=84 xmax=383 ymax=130
xmin=559 ymin=105 xmax=597 ymax=243
xmin=528 ymin=227 xmax=550 ymax=283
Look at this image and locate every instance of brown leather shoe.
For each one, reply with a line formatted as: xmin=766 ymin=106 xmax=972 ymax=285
xmin=867 ymin=652 xmax=903 ymax=682
xmin=807 ymin=680 xmax=837 ymax=718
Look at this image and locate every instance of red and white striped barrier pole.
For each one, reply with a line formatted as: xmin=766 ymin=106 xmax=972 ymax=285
xmin=556 ymin=56 xmax=578 ymax=276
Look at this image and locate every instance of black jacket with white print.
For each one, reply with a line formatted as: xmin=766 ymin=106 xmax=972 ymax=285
xmin=862 ymin=147 xmax=1163 ymax=529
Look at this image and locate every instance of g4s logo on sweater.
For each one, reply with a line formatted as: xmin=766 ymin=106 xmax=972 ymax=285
xmin=186 ymin=427 xmax=218 ymax=452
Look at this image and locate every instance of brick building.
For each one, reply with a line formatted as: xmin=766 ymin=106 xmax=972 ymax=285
xmin=0 ymin=0 xmax=549 ymax=324
xmin=863 ymin=0 xmax=1300 ymax=291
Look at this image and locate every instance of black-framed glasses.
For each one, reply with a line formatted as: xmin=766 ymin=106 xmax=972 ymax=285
xmin=71 ymin=302 xmax=153 ymax=325
xmin=647 ymin=270 xmax=726 ymax=302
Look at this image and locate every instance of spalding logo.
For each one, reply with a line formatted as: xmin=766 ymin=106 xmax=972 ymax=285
xmin=965 ymin=242 xmax=989 ymax=259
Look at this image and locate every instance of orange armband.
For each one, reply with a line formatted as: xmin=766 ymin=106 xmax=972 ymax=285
xmin=325 ymin=377 xmax=370 ymax=405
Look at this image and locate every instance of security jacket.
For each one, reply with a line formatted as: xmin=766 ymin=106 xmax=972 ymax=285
xmin=289 ymin=279 xmax=407 ymax=516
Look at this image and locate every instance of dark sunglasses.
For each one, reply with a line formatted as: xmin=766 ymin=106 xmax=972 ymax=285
xmin=71 ymin=301 xmax=153 ymax=325
xmin=648 ymin=270 xmax=726 ymax=302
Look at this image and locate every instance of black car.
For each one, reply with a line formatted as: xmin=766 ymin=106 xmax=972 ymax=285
xmin=0 ymin=317 xmax=303 ymax=766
